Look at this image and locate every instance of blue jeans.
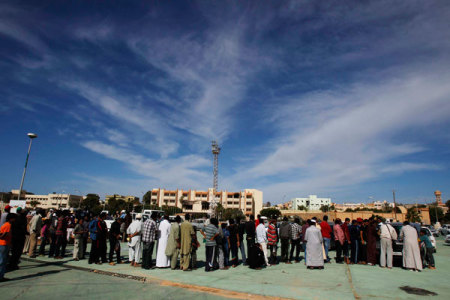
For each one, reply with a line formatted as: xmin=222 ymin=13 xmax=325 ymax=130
xmin=239 ymin=242 xmax=246 ymax=264
xmin=323 ymin=238 xmax=331 ymax=260
xmin=302 ymin=242 xmax=307 ymax=263
xmin=0 ymin=245 xmax=10 ymax=279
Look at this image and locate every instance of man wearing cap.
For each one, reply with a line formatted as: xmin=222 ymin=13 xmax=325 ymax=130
xmin=127 ymin=213 xmax=142 ymax=267
xmin=0 ymin=205 xmax=11 ymax=227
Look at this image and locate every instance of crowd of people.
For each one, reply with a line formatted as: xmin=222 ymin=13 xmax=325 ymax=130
xmin=0 ymin=205 xmax=437 ymax=281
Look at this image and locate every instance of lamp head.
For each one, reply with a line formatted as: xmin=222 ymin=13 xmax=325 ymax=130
xmin=27 ymin=133 xmax=38 ymax=139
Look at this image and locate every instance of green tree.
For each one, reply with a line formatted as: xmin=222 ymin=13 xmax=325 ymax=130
xmin=69 ymin=197 xmax=82 ymax=208
xmin=215 ymin=203 xmax=224 ymax=220
xmin=298 ymin=205 xmax=308 ymax=211
xmin=446 ymin=200 xmax=450 ymax=209
xmin=222 ymin=208 xmax=245 ymax=221
xmin=106 ymin=197 xmax=128 ymax=213
xmin=345 ymin=208 xmax=354 ymax=212
xmin=143 ymin=191 xmax=152 ymax=206
xmin=162 ymin=205 xmax=183 ymax=215
xmin=429 ymin=205 xmax=444 ymax=224
xmin=320 ymin=205 xmax=330 ymax=212
xmin=260 ymin=208 xmax=281 ymax=219
xmin=330 ymin=204 xmax=335 ymax=211
xmin=29 ymin=200 xmax=40 ymax=208
xmin=82 ymin=193 xmax=102 ymax=213
xmin=406 ymin=207 xmax=421 ymax=223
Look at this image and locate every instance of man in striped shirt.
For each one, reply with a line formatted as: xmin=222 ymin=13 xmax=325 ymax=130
xmin=267 ymin=218 xmax=278 ymax=265
xmin=201 ymin=218 xmax=219 ymax=272
xmin=289 ymin=218 xmax=302 ymax=263
xmin=141 ymin=213 xmax=157 ymax=269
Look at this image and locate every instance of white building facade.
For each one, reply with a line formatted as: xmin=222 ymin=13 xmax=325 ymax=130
xmin=11 ymin=190 xmax=83 ymax=210
xmin=150 ymin=188 xmax=263 ymax=217
xmin=291 ymin=195 xmax=331 ymax=211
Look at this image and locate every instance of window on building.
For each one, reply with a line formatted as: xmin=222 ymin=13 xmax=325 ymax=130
xmin=202 ymin=202 xmax=210 ymax=210
xmin=183 ymin=204 xmax=193 ymax=210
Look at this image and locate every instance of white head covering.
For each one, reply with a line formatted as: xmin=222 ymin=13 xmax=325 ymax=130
xmin=136 ymin=213 xmax=142 ymax=219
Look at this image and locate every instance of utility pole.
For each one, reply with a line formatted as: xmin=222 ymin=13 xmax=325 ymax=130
xmin=392 ymin=190 xmax=397 ymax=221
xmin=210 ymin=141 xmax=221 ymax=217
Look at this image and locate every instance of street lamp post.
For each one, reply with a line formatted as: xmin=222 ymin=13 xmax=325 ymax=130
xmin=18 ymin=133 xmax=38 ymax=200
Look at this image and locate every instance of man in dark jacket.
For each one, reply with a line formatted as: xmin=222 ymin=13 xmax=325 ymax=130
xmin=8 ymin=208 xmax=27 ymax=270
xmin=279 ymin=216 xmax=292 ymax=264
xmin=244 ymin=215 xmax=256 ymax=259
xmin=236 ymin=217 xmax=247 ymax=265
xmin=97 ymin=213 xmax=108 ymax=264
xmin=109 ymin=218 xmax=122 ymax=265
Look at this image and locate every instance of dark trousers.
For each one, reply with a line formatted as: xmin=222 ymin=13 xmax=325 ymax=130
xmin=230 ymin=243 xmax=238 ymax=266
xmin=98 ymin=238 xmax=107 ymax=263
xmin=351 ymin=240 xmax=359 ymax=263
xmin=359 ymin=243 xmax=367 ymax=262
xmin=48 ymin=232 xmax=57 ymax=257
xmin=142 ymin=242 xmax=155 ymax=269
xmin=82 ymin=236 xmax=88 ymax=258
xmin=9 ymin=238 xmax=25 ymax=268
xmin=280 ymin=238 xmax=290 ymax=262
xmin=246 ymin=237 xmax=255 ymax=259
xmin=269 ymin=244 xmax=278 ymax=264
xmin=205 ymin=245 xmax=216 ymax=271
xmin=335 ymin=241 xmax=343 ymax=263
xmin=38 ymin=237 xmax=47 ymax=255
xmin=343 ymin=241 xmax=349 ymax=258
xmin=89 ymin=240 xmax=99 ymax=264
xmin=55 ymin=235 xmax=67 ymax=257
xmin=190 ymin=248 xmax=197 ymax=269
xmin=289 ymin=239 xmax=301 ymax=261
xmin=109 ymin=238 xmax=121 ymax=263
xmin=425 ymin=247 xmax=435 ymax=267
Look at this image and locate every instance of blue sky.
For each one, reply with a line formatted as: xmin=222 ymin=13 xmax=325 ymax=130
xmin=1 ymin=1 xmax=450 ymax=204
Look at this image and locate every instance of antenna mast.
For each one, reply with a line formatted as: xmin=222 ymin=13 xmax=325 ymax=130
xmin=211 ymin=141 xmax=221 ymax=217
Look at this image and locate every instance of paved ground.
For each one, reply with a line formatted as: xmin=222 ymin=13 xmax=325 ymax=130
xmin=1 ymin=234 xmax=449 ymax=299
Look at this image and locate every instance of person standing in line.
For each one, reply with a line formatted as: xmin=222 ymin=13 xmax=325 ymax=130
xmin=165 ymin=215 xmax=181 ymax=270
xmin=0 ymin=206 xmax=11 ymax=227
xmin=201 ymin=217 xmax=219 ymax=272
xmin=127 ymin=213 xmax=142 ymax=267
xmin=190 ymin=225 xmax=200 ymax=270
xmin=245 ymin=215 xmax=256 ymax=259
xmin=399 ymin=221 xmax=422 ymax=271
xmin=216 ymin=223 xmax=228 ymax=270
xmin=320 ymin=216 xmax=332 ymax=263
xmin=48 ymin=212 xmax=58 ymax=258
xmin=54 ymin=210 xmax=68 ymax=259
xmin=256 ymin=216 xmax=269 ymax=266
xmin=359 ymin=219 xmax=368 ymax=264
xmin=301 ymin=219 xmax=310 ymax=264
xmin=236 ymin=217 xmax=247 ymax=265
xmin=109 ymin=217 xmax=122 ymax=265
xmin=73 ymin=218 xmax=84 ymax=261
xmin=97 ymin=213 xmax=108 ymax=264
xmin=38 ymin=219 xmax=50 ymax=256
xmin=0 ymin=213 xmax=16 ymax=282
xmin=28 ymin=209 xmax=43 ymax=258
xmin=289 ymin=217 xmax=302 ymax=263
xmin=349 ymin=220 xmax=361 ymax=264
xmin=180 ymin=214 xmax=195 ymax=271
xmin=156 ymin=215 xmax=171 ymax=268
xmin=305 ymin=219 xmax=324 ymax=269
xmin=141 ymin=213 xmax=157 ymax=270
xmin=267 ymin=217 xmax=278 ymax=265
xmin=9 ymin=208 xmax=27 ymax=270
xmin=334 ymin=219 xmax=344 ymax=263
xmin=81 ymin=215 xmax=90 ymax=259
xmin=366 ymin=218 xmax=378 ymax=266
xmin=227 ymin=219 xmax=240 ymax=268
xmin=279 ymin=216 xmax=292 ymax=264
xmin=419 ymin=229 xmax=435 ymax=270
xmin=221 ymin=223 xmax=230 ymax=267
xmin=378 ymin=219 xmax=397 ymax=269
xmin=342 ymin=218 xmax=351 ymax=264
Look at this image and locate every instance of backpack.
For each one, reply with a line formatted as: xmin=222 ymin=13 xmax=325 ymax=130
xmin=280 ymin=222 xmax=291 ymax=239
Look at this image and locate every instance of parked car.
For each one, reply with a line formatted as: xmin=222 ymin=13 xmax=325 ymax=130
xmin=445 ymin=234 xmax=450 ymax=246
xmin=439 ymin=224 xmax=450 ymax=236
xmin=191 ymin=218 xmax=207 ymax=231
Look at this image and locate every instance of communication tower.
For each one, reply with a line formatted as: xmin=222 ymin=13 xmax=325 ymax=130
xmin=210 ymin=141 xmax=221 ymax=216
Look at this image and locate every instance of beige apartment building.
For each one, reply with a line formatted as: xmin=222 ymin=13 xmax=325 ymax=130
xmin=11 ymin=190 xmax=83 ymax=210
xmin=150 ymin=188 xmax=263 ymax=217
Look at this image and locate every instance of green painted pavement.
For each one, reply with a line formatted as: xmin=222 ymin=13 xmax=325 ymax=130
xmin=3 ymin=233 xmax=450 ymax=299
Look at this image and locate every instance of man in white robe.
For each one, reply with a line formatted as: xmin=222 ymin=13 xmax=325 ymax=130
xmin=156 ymin=215 xmax=171 ymax=268
xmin=127 ymin=214 xmax=142 ymax=267
xmin=304 ymin=219 xmax=324 ymax=269
xmin=399 ymin=221 xmax=422 ymax=271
